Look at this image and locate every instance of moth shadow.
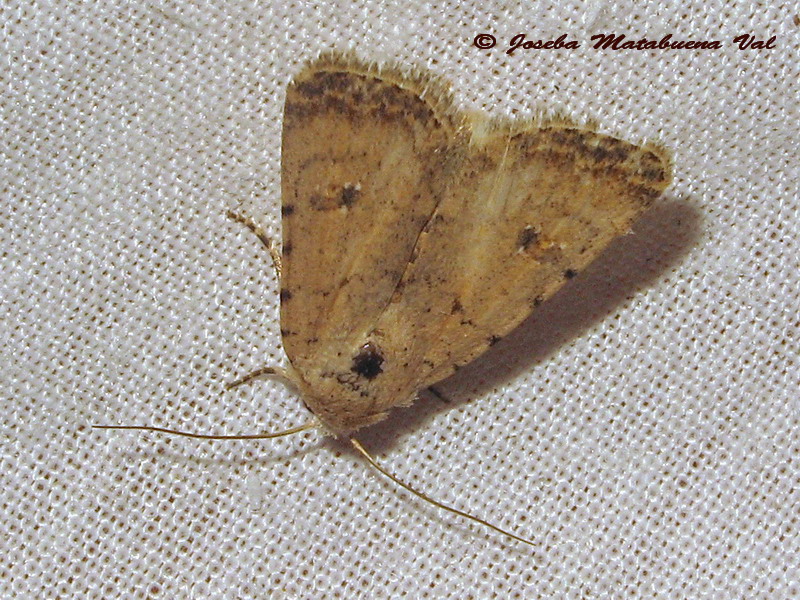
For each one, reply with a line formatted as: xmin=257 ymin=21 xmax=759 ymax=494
xmin=357 ymin=197 xmax=702 ymax=455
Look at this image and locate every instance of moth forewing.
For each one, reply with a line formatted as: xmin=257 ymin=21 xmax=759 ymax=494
xmin=279 ymin=55 xmax=463 ymax=434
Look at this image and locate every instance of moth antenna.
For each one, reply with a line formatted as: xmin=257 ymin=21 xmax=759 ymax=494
xmin=92 ymin=420 xmax=318 ymax=440
xmin=349 ymin=437 xmax=535 ymax=548
xmin=225 ymin=365 xmax=299 ymax=391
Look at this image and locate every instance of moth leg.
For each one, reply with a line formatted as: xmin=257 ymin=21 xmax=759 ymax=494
xmin=225 ymin=365 xmax=298 ymax=391
xmin=226 ymin=210 xmax=282 ymax=280
xmin=426 ymin=385 xmax=450 ymax=404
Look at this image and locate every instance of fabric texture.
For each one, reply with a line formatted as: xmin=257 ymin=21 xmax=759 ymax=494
xmin=2 ymin=2 xmax=797 ymax=598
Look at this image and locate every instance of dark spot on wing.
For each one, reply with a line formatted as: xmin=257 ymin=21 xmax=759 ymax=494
xmin=517 ymin=225 xmax=539 ymax=251
xmin=642 ymin=166 xmax=666 ymax=183
xmin=589 ymin=146 xmax=612 ymax=162
xmin=564 ymin=269 xmax=578 ymax=279
xmin=340 ymin=184 xmax=360 ymax=207
xmin=590 ymin=144 xmax=628 ymax=163
xmin=295 ymin=72 xmax=354 ymax=98
xmin=280 ymin=288 xmax=292 ymax=301
xmin=351 ymin=342 xmax=385 ymax=380
xmin=310 ymin=184 xmax=361 ymax=211
xmin=450 ymin=299 xmax=464 ymax=314
xmin=282 ymin=204 xmax=295 ymax=216
xmin=488 ymin=335 xmax=502 ymax=346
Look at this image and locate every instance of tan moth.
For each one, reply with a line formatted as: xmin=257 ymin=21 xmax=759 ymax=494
xmin=98 ymin=52 xmax=672 ymax=546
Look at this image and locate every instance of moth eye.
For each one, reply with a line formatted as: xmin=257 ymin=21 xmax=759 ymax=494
xmin=351 ymin=341 xmax=385 ymax=380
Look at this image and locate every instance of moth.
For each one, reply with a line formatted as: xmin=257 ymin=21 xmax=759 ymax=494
xmin=98 ymin=52 xmax=672 ymax=545
xmin=276 ymin=53 xmax=671 ymax=434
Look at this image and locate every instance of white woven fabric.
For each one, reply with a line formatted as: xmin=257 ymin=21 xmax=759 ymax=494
xmin=3 ymin=1 xmax=798 ymax=598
